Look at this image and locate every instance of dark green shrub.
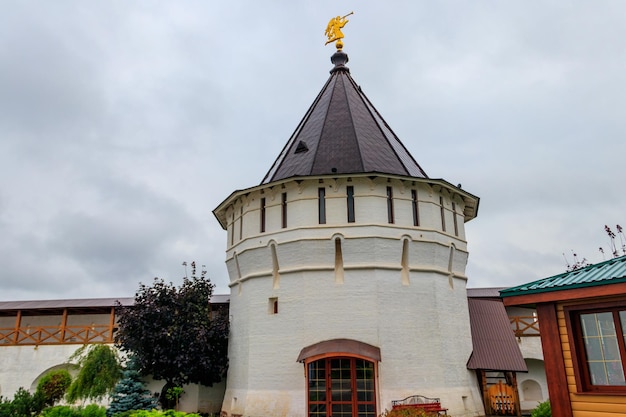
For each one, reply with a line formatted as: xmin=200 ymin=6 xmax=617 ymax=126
xmin=9 ymin=387 xmax=45 ymax=416
xmin=37 ymin=369 xmax=73 ymax=407
xmin=531 ymin=400 xmax=551 ymax=417
xmin=0 ymin=396 xmax=15 ymax=417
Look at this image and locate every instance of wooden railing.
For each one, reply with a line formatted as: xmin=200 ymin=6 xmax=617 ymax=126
xmin=509 ymin=316 xmax=540 ymax=337
xmin=0 ymin=324 xmax=116 ymax=346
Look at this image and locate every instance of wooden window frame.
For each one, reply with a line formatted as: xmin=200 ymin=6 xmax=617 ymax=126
xmin=305 ymin=355 xmax=377 ymax=417
xmin=565 ymin=299 xmax=626 ymax=394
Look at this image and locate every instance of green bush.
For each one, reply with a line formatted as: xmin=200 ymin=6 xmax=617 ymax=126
xmin=0 ymin=396 xmax=15 ymax=417
xmin=81 ymin=404 xmax=107 ymax=417
xmin=37 ymin=369 xmax=72 ymax=407
xmin=41 ymin=405 xmax=78 ymax=417
xmin=1 ymin=387 xmax=45 ymax=417
xmin=531 ymin=400 xmax=551 ymax=417
xmin=42 ymin=404 xmax=106 ymax=417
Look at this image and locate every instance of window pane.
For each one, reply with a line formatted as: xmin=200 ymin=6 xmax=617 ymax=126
xmin=309 ymin=404 xmax=326 ymax=417
xmin=308 ymin=360 xmax=326 ymax=402
xmin=331 ymin=359 xmax=352 ymax=402
xmin=356 ymin=359 xmax=374 ymax=402
xmin=358 ymin=404 xmax=376 ymax=417
xmin=589 ymin=362 xmax=609 ymax=385
xmin=581 ymin=313 xmax=599 ymax=336
xmin=581 ymin=312 xmax=626 ymax=386
xmin=332 ymin=403 xmax=352 ymax=417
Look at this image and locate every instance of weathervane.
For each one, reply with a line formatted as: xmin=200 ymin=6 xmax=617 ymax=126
xmin=325 ymin=12 xmax=353 ymax=50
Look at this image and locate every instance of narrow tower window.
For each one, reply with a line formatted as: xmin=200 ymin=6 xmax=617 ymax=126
xmin=260 ymin=197 xmax=266 ymax=233
xmin=401 ymin=239 xmax=410 ymax=286
xmin=452 ymin=202 xmax=459 ymax=237
xmin=268 ymin=297 xmax=278 ymax=314
xmin=335 ymin=237 xmax=344 ymax=284
xmin=386 ymin=186 xmax=394 ymax=224
xmin=439 ymin=196 xmax=446 ymax=232
xmin=230 ymin=212 xmax=235 ymax=246
xmin=411 ymin=189 xmax=420 ymax=227
xmin=346 ymin=186 xmax=355 ymax=223
xmin=281 ymin=192 xmax=287 ymax=229
xmin=239 ymin=206 xmax=243 ymax=240
xmin=318 ymin=187 xmax=326 ymax=224
xmin=271 ymin=243 xmax=280 ymax=289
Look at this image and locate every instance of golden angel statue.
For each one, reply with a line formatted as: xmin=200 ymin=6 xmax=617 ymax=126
xmin=325 ymin=12 xmax=353 ymax=48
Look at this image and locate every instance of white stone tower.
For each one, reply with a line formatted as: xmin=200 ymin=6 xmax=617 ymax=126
xmin=213 ymin=47 xmax=484 ymax=417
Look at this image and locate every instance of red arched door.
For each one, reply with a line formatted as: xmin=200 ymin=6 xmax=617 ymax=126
xmin=307 ymin=357 xmax=376 ymax=417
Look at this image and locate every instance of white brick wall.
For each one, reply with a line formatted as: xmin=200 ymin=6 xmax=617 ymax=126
xmin=218 ymin=175 xmax=484 ymax=417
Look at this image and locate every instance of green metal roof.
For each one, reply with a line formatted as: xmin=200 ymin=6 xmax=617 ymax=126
xmin=500 ymin=255 xmax=626 ymax=298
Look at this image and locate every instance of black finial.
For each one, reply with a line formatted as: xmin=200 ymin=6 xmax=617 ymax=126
xmin=330 ymin=50 xmax=350 ymax=74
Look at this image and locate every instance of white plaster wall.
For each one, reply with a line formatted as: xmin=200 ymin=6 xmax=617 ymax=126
xmin=219 ymin=177 xmax=483 ymax=417
xmin=143 ymin=377 xmax=226 ymax=414
xmin=517 ymin=336 xmax=543 ymax=360
xmin=0 ymin=344 xmax=78 ymax=398
xmin=517 ymin=359 xmax=547 ymax=412
xmin=0 ymin=343 xmax=225 ymax=413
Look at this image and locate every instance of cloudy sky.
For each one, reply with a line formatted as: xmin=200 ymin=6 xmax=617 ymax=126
xmin=1 ymin=1 xmax=625 ymax=301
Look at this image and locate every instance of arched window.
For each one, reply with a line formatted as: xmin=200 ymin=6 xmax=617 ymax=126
xmin=298 ymin=339 xmax=380 ymax=417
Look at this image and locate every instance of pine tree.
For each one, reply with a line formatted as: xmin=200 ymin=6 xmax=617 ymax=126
xmin=107 ymin=357 xmax=158 ymax=417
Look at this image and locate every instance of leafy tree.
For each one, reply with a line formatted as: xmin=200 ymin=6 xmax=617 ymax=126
xmin=37 ymin=369 xmax=73 ymax=407
xmin=0 ymin=387 xmax=45 ymax=417
xmin=114 ymin=263 xmax=229 ymax=392
xmin=106 ymin=356 xmax=158 ymax=416
xmin=165 ymin=386 xmax=184 ymax=411
xmin=67 ymin=345 xmax=122 ymax=403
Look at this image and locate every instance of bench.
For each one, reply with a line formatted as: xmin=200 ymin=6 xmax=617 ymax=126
xmin=391 ymin=395 xmax=448 ymax=415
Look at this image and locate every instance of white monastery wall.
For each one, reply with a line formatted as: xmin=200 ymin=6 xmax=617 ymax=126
xmin=0 ymin=344 xmax=78 ymax=398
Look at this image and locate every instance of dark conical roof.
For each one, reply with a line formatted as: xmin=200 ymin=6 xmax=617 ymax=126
xmin=261 ymin=50 xmax=428 ymax=185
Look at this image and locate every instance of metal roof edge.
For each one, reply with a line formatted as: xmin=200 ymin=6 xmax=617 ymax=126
xmin=500 ymin=255 xmax=626 ymax=298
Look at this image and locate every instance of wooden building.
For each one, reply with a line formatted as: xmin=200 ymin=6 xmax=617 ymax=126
xmin=501 ymin=255 xmax=626 ymax=417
